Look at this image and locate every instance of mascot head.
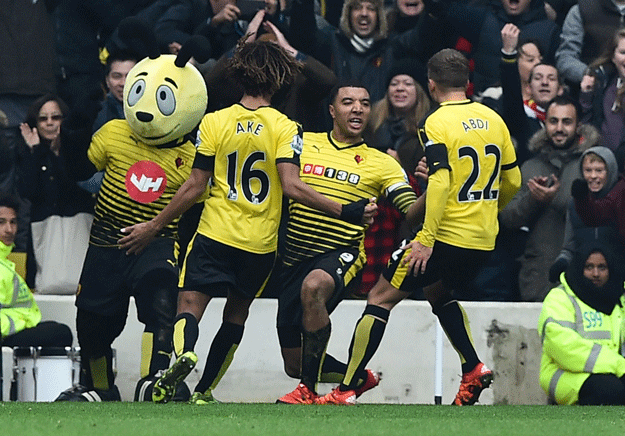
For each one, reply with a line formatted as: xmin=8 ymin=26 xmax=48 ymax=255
xmin=118 ymin=18 xmax=209 ymax=146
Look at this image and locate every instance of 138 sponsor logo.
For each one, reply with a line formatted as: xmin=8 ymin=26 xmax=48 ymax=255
xmin=302 ymin=164 xmax=360 ymax=185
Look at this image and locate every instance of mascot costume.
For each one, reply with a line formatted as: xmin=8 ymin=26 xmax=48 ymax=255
xmin=56 ymin=18 xmax=209 ymax=402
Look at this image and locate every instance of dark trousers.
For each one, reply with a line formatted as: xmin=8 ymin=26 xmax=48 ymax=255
xmin=2 ymin=321 xmax=73 ymax=348
xmin=578 ymin=374 xmax=625 ymax=405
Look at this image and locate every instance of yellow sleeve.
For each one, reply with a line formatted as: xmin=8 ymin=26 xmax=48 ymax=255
xmin=497 ymin=130 xmax=521 ymax=211
xmin=276 ymin=119 xmax=301 ymax=161
xmin=196 ymin=114 xmax=216 ymax=157
xmin=379 ymin=153 xmax=416 ymax=215
xmin=87 ymin=127 xmax=108 ymax=171
xmin=498 ymin=165 xmax=521 ymax=212
xmin=415 ymin=167 xmax=450 ymax=247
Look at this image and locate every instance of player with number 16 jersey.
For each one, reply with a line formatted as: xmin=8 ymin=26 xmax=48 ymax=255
xmin=192 ymin=103 xmax=300 ymax=255
xmin=117 ymin=41 xmax=375 ymax=405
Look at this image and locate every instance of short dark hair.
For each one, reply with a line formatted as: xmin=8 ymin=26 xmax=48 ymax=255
xmin=517 ymin=37 xmax=544 ymax=59
xmin=328 ymin=79 xmax=370 ymax=106
xmin=0 ymin=195 xmax=20 ymax=214
xmin=545 ymin=94 xmax=579 ymax=120
xmin=528 ymin=62 xmax=561 ymax=83
xmin=427 ymin=48 xmax=469 ymax=90
xmin=105 ymin=49 xmax=140 ymax=75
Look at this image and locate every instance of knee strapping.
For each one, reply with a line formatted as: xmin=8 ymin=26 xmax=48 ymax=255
xmin=363 ymin=304 xmax=390 ymax=322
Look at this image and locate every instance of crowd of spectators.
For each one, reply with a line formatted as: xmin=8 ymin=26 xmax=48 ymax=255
xmin=1 ymin=0 xmax=625 ymax=307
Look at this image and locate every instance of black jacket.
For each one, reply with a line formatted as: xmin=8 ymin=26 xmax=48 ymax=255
xmin=438 ymin=0 xmax=560 ymax=93
xmin=0 ymin=0 xmax=59 ymax=96
xmin=18 ymin=139 xmax=94 ymax=222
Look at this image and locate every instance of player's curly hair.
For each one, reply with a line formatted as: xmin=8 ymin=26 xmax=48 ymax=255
xmin=229 ymin=37 xmax=301 ymax=98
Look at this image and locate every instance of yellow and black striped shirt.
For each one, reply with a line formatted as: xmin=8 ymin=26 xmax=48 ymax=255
xmin=87 ymin=119 xmax=197 ymax=246
xmin=283 ymin=131 xmax=416 ymax=266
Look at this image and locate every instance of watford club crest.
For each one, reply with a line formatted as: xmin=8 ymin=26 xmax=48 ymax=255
xmin=354 ymin=154 xmax=363 ymax=164
xmin=175 ymin=157 xmax=184 ymax=168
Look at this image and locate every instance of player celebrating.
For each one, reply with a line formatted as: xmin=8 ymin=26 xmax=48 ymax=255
xmin=317 ymin=48 xmax=522 ymax=406
xmin=276 ymin=81 xmax=426 ymax=405
xmin=119 ymin=39 xmax=376 ymax=404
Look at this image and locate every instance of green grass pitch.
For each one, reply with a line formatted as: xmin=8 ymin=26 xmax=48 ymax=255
xmin=2 ymin=403 xmax=624 ymax=436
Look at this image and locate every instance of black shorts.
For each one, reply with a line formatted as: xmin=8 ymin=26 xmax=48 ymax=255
xmin=276 ymin=247 xmax=362 ymax=332
xmin=179 ymin=233 xmax=275 ymax=298
xmin=383 ymin=240 xmax=491 ymax=293
xmin=76 ymin=238 xmax=179 ymax=317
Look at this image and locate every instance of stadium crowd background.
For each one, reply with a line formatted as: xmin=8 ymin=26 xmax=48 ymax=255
xmin=5 ymin=0 xmax=620 ymax=302
xmin=2 ymin=0 xmax=625 ymax=404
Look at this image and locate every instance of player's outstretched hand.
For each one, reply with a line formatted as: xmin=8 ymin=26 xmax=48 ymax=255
xmin=400 ymin=240 xmax=432 ymax=276
xmin=118 ymin=221 xmax=159 ymax=255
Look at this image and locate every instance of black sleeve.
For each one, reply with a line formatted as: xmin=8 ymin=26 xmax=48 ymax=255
xmin=424 ymin=142 xmax=450 ymax=175
xmin=153 ymin=2 xmax=194 ymax=50
xmin=59 ymin=123 xmax=98 ymax=182
xmin=500 ymin=52 xmax=532 ymax=163
xmin=192 ymin=152 xmax=215 ymax=171
xmin=288 ymin=0 xmax=326 ymax=60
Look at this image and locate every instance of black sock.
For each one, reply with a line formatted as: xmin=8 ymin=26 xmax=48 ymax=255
xmin=341 ymin=305 xmax=388 ymax=391
xmin=319 ymin=355 xmax=369 ymax=387
xmin=76 ymin=309 xmax=122 ymax=390
xmin=432 ymin=299 xmax=479 ymax=373
xmin=173 ymin=312 xmax=199 ymax=357
xmin=194 ymin=321 xmax=244 ymax=393
xmin=300 ymin=323 xmax=331 ymax=392
xmin=320 ymin=354 xmax=347 ymax=384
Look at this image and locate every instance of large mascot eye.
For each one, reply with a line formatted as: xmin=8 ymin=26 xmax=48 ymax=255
xmin=156 ymin=85 xmax=176 ymax=116
xmin=127 ymin=79 xmax=146 ymax=106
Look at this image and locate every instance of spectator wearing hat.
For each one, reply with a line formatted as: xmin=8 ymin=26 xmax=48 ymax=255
xmin=364 ymin=58 xmax=429 ymax=155
xmin=288 ymin=0 xmax=434 ymax=105
xmin=356 ymin=59 xmax=430 ymax=296
xmin=538 ymin=230 xmax=625 ymax=405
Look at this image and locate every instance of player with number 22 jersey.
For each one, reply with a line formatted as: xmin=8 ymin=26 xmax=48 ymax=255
xmin=417 ymin=99 xmax=519 ymax=252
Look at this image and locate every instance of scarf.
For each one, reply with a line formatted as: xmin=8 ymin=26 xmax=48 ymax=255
xmin=523 ymin=99 xmax=546 ymax=122
xmin=351 ymin=35 xmax=374 ymax=54
xmin=611 ymin=77 xmax=625 ymax=113
xmin=565 ymin=241 xmax=625 ymax=315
